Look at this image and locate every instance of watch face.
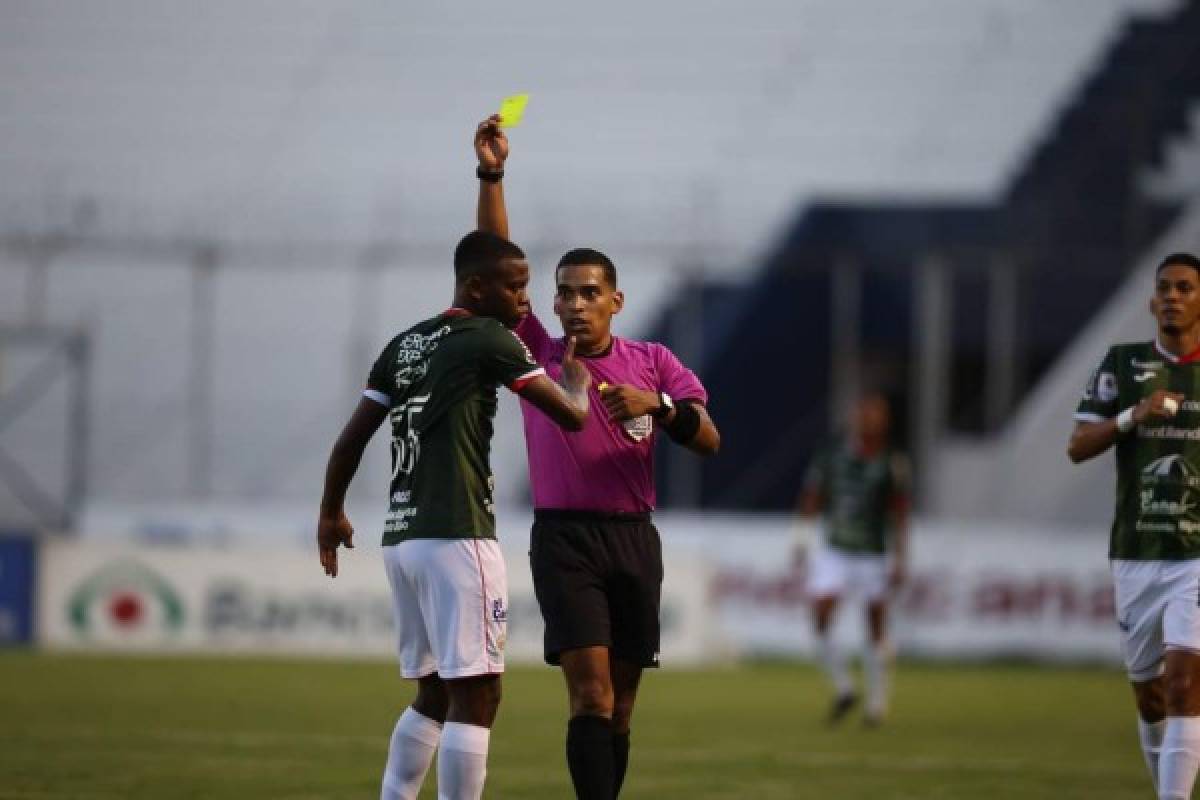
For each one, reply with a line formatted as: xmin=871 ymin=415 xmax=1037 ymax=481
xmin=656 ymin=392 xmax=674 ymax=418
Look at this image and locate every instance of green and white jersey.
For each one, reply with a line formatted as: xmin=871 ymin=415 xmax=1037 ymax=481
xmin=804 ymin=439 xmax=911 ymax=555
xmin=1077 ymin=341 xmax=1200 ymax=561
xmin=365 ymin=310 xmax=544 ymax=545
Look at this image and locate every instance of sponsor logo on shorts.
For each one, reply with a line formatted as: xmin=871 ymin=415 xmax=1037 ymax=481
xmin=491 ymin=598 xmax=507 ymax=622
xmin=1117 ymin=615 xmax=1131 ymax=633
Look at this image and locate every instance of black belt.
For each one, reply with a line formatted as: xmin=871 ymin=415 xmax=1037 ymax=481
xmin=534 ymin=509 xmax=652 ymax=524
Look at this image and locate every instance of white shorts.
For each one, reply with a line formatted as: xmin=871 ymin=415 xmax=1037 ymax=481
xmin=382 ymin=538 xmax=508 ymax=680
xmin=1112 ymin=559 xmax=1200 ymax=682
xmin=806 ymin=544 xmax=889 ymax=602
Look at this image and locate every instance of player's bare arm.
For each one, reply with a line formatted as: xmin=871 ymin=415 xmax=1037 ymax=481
xmin=1067 ymin=389 xmax=1184 ymax=463
xmin=517 ymin=335 xmax=591 ymax=431
xmin=600 ymin=384 xmax=720 ymax=455
xmin=475 ymin=114 xmax=509 ymax=239
xmin=317 ymin=397 xmax=388 ymax=577
xmin=798 ymin=488 xmax=824 ymax=517
xmin=888 ymin=500 xmax=911 ymax=588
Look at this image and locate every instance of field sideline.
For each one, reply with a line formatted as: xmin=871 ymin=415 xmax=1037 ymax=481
xmin=0 ymin=652 xmax=1145 ymax=799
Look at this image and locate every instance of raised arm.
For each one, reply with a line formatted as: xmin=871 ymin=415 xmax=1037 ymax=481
xmin=475 ymin=114 xmax=510 ymax=239
xmin=317 ymin=397 xmax=388 ymax=577
xmin=1067 ymin=388 xmax=1182 ymax=463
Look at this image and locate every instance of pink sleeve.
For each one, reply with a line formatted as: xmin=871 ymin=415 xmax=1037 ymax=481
xmin=653 ymin=344 xmax=708 ymax=405
xmin=515 ymin=312 xmax=555 ymax=365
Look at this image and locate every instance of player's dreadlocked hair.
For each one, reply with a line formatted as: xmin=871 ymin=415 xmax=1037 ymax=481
xmin=557 ymin=247 xmax=618 ymax=289
xmin=1156 ymin=252 xmax=1200 ymax=277
xmin=454 ymin=230 xmax=525 ymax=280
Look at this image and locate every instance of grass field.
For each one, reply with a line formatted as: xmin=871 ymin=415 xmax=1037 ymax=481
xmin=0 ymin=652 xmax=1149 ymax=799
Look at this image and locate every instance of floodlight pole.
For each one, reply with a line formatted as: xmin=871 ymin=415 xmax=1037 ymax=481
xmin=830 ymin=254 xmax=863 ymax=426
xmin=911 ymin=254 xmax=952 ymax=512
xmin=189 ymin=247 xmax=218 ymax=500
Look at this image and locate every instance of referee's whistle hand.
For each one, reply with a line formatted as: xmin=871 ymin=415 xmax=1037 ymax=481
xmin=600 ymin=384 xmax=657 ymax=421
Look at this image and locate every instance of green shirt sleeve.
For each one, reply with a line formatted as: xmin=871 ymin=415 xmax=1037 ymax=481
xmin=1076 ymin=346 xmax=1119 ymax=421
xmin=476 ymin=321 xmax=544 ymax=389
xmin=365 ymin=338 xmax=396 ymax=406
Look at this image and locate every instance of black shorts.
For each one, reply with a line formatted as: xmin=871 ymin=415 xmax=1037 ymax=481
xmin=529 ymin=509 xmax=663 ymax=668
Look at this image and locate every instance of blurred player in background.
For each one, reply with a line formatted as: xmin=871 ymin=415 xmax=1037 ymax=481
xmin=315 ymin=231 xmax=592 ymax=800
xmin=797 ymin=391 xmax=910 ymax=727
xmin=1069 ymin=252 xmax=1200 ymax=800
xmin=474 ymin=114 xmax=721 ymax=799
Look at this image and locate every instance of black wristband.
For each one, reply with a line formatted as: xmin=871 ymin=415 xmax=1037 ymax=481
xmin=664 ymin=400 xmax=702 ymax=444
xmin=476 ymin=166 xmax=504 ymax=183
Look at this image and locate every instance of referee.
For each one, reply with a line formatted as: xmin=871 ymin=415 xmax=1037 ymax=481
xmin=473 ymin=115 xmax=721 ymax=799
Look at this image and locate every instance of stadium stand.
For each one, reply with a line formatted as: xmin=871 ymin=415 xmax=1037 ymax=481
xmin=0 ymin=0 xmax=1182 ymax=514
xmin=663 ymin=0 xmax=1200 ymax=511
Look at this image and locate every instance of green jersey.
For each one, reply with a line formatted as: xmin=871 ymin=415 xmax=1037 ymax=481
xmin=1076 ymin=341 xmax=1200 ymax=561
xmin=804 ymin=439 xmax=911 ymax=555
xmin=365 ymin=310 xmax=544 ymax=545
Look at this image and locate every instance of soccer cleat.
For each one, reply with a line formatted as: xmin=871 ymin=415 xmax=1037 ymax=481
xmin=826 ymin=691 xmax=858 ymax=726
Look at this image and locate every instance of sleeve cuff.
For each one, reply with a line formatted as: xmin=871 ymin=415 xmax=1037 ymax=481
xmin=363 ymin=389 xmax=391 ymax=407
xmin=507 ymin=367 xmax=546 ymax=393
xmin=1073 ymin=411 xmax=1109 ymax=423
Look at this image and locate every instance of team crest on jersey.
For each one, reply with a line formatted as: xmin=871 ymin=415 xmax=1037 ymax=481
xmin=1094 ymin=371 xmax=1118 ymax=404
xmin=622 ymin=415 xmax=653 ymax=442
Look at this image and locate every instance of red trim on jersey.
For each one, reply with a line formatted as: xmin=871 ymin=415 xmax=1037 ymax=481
xmin=507 ymin=368 xmax=546 ymax=393
xmin=1177 ymin=344 xmax=1200 ymax=364
xmin=443 ymin=307 xmax=473 ymax=318
xmin=1156 ymin=339 xmax=1200 ymax=364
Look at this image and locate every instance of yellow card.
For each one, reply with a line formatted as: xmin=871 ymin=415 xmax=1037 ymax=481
xmin=499 ymin=93 xmax=529 ymax=127
xmin=598 ymin=382 xmax=610 ymax=392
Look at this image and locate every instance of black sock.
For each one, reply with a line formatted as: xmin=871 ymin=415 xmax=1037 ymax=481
xmin=566 ymin=714 xmax=614 ymax=800
xmin=612 ymin=730 xmax=630 ymax=797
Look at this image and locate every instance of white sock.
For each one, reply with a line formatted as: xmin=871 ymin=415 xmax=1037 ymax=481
xmin=438 ymin=722 xmax=491 ymax=800
xmin=1140 ymin=717 xmax=1166 ymax=793
xmin=816 ymin=634 xmax=853 ymax=697
xmin=863 ymin=641 xmax=892 ymax=718
xmin=381 ymin=707 xmax=443 ymax=800
xmin=1160 ymin=716 xmax=1200 ymax=800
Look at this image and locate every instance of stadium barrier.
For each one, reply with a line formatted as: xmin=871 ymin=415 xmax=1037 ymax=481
xmin=35 ymin=537 xmax=720 ymax=665
xmin=37 ymin=513 xmax=1119 ymax=665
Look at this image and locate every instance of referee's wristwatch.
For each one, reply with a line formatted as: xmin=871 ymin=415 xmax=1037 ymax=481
xmin=652 ymin=391 xmax=675 ymax=420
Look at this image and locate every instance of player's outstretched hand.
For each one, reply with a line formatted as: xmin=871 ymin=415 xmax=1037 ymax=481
xmin=317 ymin=511 xmax=355 ymax=578
xmin=600 ymin=383 xmax=660 ymax=422
xmin=561 ymin=336 xmax=592 ymax=399
xmin=475 ymin=114 xmax=509 ymax=171
xmin=1134 ymin=389 xmax=1186 ymax=424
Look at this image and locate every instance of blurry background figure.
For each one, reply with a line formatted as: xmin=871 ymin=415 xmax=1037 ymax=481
xmin=796 ymin=391 xmax=911 ymax=726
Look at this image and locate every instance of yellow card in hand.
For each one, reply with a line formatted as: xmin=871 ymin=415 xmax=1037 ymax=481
xmin=499 ymin=93 xmax=529 ymax=128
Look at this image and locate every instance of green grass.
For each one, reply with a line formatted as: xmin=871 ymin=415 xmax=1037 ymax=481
xmin=0 ymin=652 xmax=1147 ymax=799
